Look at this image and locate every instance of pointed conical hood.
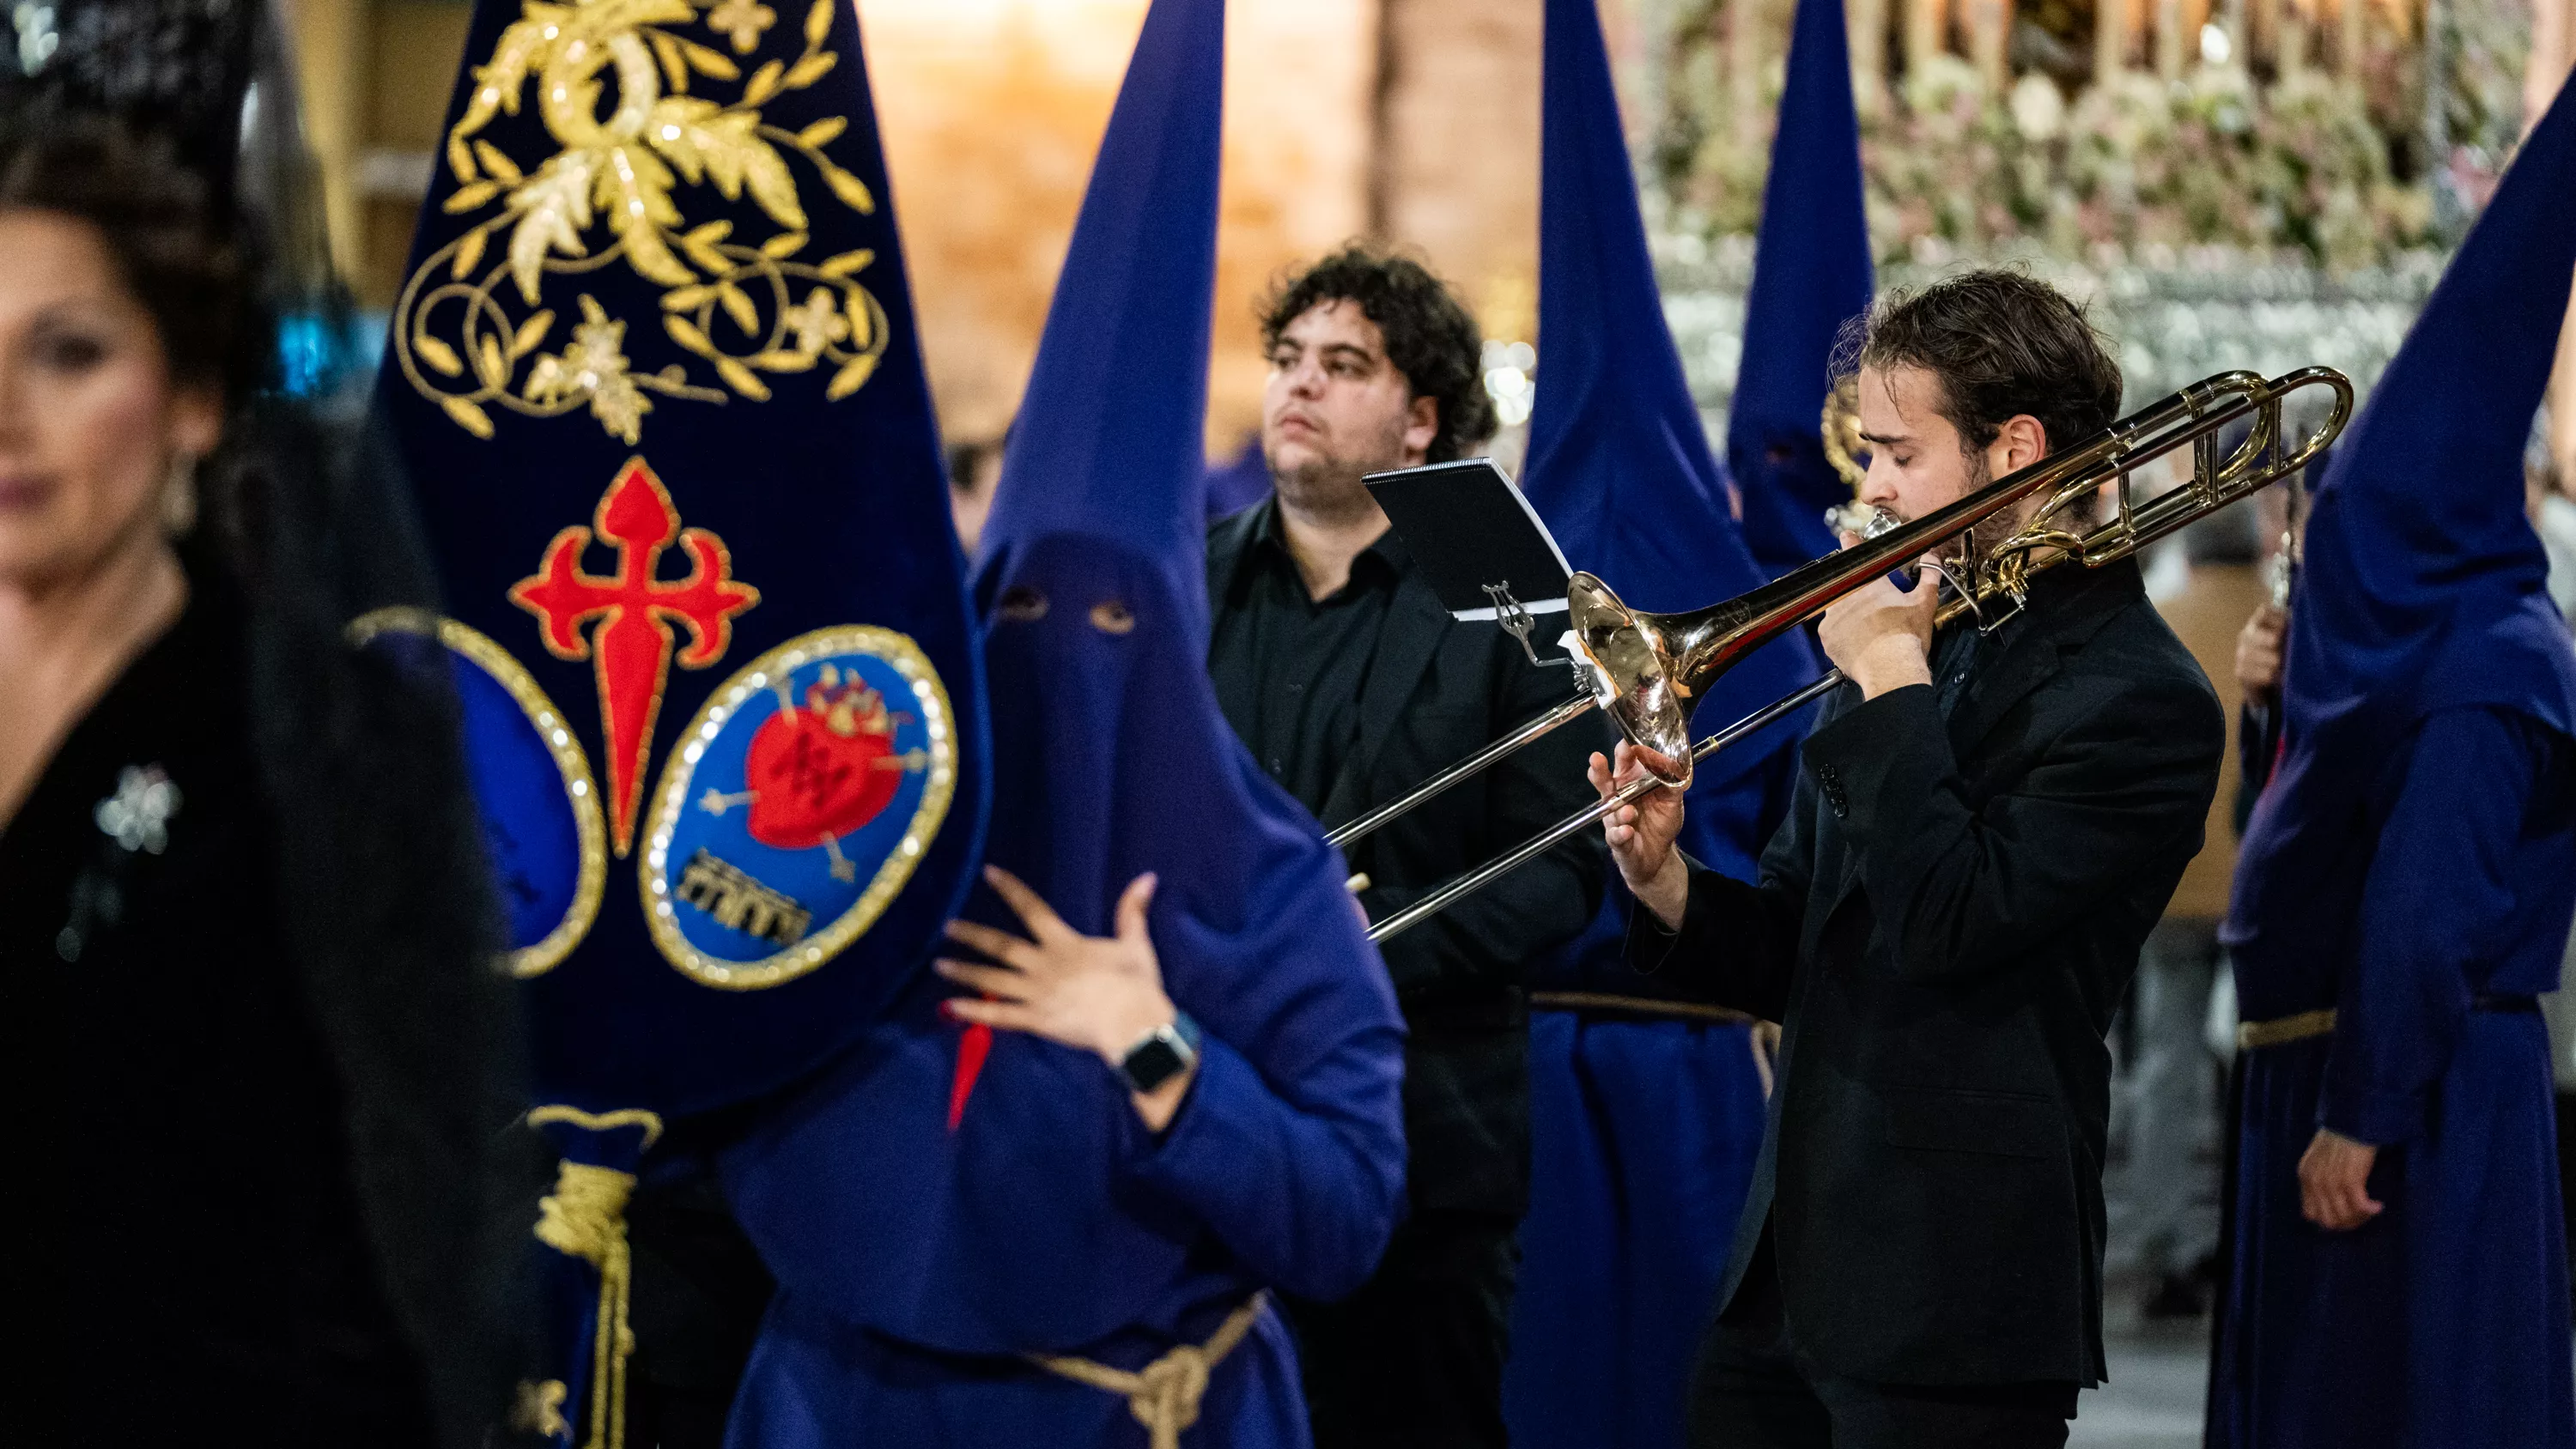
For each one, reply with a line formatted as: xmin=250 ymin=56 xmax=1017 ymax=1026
xmin=975 ymin=0 xmax=1222 ymax=644
xmin=1728 ymin=0 xmax=1876 ymax=576
xmin=722 ymin=0 xmax=1404 ymax=1357
xmin=2280 ymin=76 xmax=2576 ymax=745
xmin=2228 ymin=78 xmax=2576 ymax=963
xmin=1523 ymin=0 xmax=1820 ymax=922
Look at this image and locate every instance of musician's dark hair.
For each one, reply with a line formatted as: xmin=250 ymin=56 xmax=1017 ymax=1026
xmin=1836 ymin=269 xmax=2123 ymax=459
xmin=1261 ymin=246 xmax=1496 ymax=464
xmin=0 ymin=114 xmax=259 ymax=403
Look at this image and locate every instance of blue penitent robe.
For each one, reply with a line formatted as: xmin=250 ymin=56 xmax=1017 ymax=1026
xmin=2212 ymin=705 xmax=2576 ymax=1449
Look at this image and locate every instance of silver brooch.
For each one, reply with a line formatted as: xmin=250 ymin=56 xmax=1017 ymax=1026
xmin=94 ymin=765 xmax=181 ymax=854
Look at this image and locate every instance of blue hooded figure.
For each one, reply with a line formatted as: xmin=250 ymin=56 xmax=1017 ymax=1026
xmin=717 ymin=1 xmax=1408 ymax=1444
xmin=2210 ymin=76 xmax=2576 ymax=1449
xmin=1726 ymin=0 xmax=1877 ymax=577
xmin=1503 ymin=0 xmax=1828 ymax=1442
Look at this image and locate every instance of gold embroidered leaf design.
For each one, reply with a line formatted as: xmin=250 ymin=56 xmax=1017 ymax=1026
xmin=784 ymin=52 xmax=833 ymax=88
xmin=714 ymin=357 xmax=770 ymax=400
xmin=525 ymin=296 xmax=653 ymax=444
xmin=511 ymin=310 xmax=556 ymax=360
xmin=401 ymin=0 xmax=894 ymax=440
xmin=443 ymin=396 xmax=497 ymax=438
xmin=473 ymin=141 xmax=525 ymax=185
xmin=716 ymin=282 xmax=759 ymax=336
xmin=677 ymin=36 xmax=740 ymax=81
xmin=665 ymin=313 xmax=715 ymax=354
xmin=820 ymin=165 xmax=873 ymax=215
xmin=505 ymin=154 xmax=597 ymax=302
xmin=825 ymin=353 xmax=876 ymax=401
xmin=650 ymin=30 xmax=689 ymax=92
xmin=452 ymin=225 xmax=490 ymax=280
xmin=416 ymin=333 xmax=466 ymax=377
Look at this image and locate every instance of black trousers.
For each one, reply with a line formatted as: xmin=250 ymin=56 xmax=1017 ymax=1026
xmin=1689 ymin=1241 xmax=2077 ymax=1449
xmin=1285 ymin=1209 xmax=1522 ymax=1449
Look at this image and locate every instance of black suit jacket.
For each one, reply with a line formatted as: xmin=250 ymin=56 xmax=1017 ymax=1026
xmin=1210 ymin=501 xmax=1609 ymax=1218
xmin=1631 ymin=559 xmax=2222 ymax=1385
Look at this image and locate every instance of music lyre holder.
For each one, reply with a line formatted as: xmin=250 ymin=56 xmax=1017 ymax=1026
xmin=1481 ymin=583 xmax=1578 ymax=673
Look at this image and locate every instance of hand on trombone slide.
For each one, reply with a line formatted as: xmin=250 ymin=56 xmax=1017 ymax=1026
xmin=1587 ymin=742 xmax=1692 ymax=932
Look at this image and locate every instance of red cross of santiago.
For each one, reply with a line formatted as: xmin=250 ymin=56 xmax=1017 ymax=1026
xmin=512 ymin=458 xmax=761 ymax=854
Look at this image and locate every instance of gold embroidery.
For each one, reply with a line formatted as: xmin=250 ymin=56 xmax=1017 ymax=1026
xmin=512 ymin=1379 xmax=572 ymax=1439
xmin=674 ymin=847 xmax=812 ymax=943
xmin=639 ymin=625 xmax=957 ymax=991
xmin=528 ymin=1104 xmax=668 ymax=1149
xmin=349 ymin=608 xmax=609 ymax=978
xmin=393 ymin=0 xmax=890 ymax=441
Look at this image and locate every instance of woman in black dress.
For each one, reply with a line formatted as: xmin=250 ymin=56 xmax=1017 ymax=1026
xmin=0 ymin=99 xmax=532 ymax=1449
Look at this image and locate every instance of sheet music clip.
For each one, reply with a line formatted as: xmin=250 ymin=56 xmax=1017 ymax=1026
xmin=1364 ymin=458 xmax=1579 ymax=670
xmin=1480 ymin=583 xmax=1577 ymax=673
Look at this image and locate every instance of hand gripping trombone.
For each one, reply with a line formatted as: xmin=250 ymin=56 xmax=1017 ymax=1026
xmin=1346 ymin=367 xmax=2354 ymax=943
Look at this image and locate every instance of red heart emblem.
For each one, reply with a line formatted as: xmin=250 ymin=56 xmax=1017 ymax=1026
xmin=744 ymin=666 xmax=908 ymax=850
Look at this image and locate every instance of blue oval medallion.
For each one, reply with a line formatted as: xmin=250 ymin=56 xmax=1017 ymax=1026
xmin=351 ymin=609 xmax=607 ymax=976
xmin=640 ymin=625 xmax=958 ymax=989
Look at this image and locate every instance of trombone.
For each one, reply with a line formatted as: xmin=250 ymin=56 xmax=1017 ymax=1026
xmin=1357 ymin=366 xmax=2354 ymax=943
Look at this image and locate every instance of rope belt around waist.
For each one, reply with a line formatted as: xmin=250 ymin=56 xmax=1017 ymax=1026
xmin=1028 ymin=1291 xmax=1268 ymax=1449
xmin=1530 ymin=991 xmax=1756 ymax=1026
xmin=2237 ymin=996 xmax=2539 ymax=1052
xmin=2238 ymin=1008 xmax=2336 ymax=1052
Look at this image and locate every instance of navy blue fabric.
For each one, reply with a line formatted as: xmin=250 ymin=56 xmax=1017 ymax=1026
xmin=2210 ymin=715 xmax=2575 ymax=1449
xmin=2215 ymin=76 xmax=2576 ymax=1449
xmin=717 ymin=0 xmax=1406 ymax=1397
xmin=1505 ymin=1013 xmax=1769 ymax=1449
xmin=1517 ymin=0 xmax=1822 ymax=951
xmin=2227 ymin=80 xmax=2576 ymax=982
xmin=1725 ymin=0 xmax=1876 ymax=577
xmin=374 ymin=0 xmax=987 ymax=1116
xmin=1504 ymin=0 xmax=1826 ymax=1442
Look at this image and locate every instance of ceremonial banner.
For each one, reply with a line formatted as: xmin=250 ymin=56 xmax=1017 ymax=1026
xmin=373 ymin=0 xmax=986 ymax=1114
xmin=1725 ymin=0 xmax=1876 ymax=576
xmin=372 ymin=3 xmax=986 ymax=1438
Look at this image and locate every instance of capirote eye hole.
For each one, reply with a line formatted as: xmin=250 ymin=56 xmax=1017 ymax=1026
xmin=997 ymin=586 xmax=1048 ymax=622
xmin=1088 ymin=599 xmax=1136 ymax=635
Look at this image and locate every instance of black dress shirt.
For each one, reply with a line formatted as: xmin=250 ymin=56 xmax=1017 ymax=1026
xmin=1206 ymin=506 xmax=1406 ymax=812
xmin=1206 ymin=498 xmax=1609 ymax=1220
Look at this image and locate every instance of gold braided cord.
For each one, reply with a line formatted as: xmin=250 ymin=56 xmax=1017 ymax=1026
xmin=536 ymin=1161 xmax=641 ymax=1449
xmin=526 ymin=1108 xmax=662 ymax=1449
xmin=2238 ymin=1008 xmax=2337 ymax=1052
xmin=1029 ymin=1293 xmax=1270 ymax=1449
xmin=528 ymin=1104 xmax=668 ymax=1150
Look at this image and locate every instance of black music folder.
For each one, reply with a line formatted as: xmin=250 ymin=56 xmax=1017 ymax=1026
xmin=1364 ymin=458 xmax=1576 ymax=623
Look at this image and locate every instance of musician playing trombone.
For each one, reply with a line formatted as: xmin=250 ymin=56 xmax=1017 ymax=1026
xmin=1592 ymin=270 xmax=2225 ymax=1449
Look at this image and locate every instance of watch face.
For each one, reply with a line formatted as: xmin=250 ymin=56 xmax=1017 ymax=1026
xmin=1121 ymin=1034 xmax=1188 ymax=1094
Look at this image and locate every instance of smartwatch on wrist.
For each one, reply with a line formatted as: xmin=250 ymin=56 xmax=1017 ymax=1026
xmin=1115 ymin=1011 xmax=1200 ymax=1094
